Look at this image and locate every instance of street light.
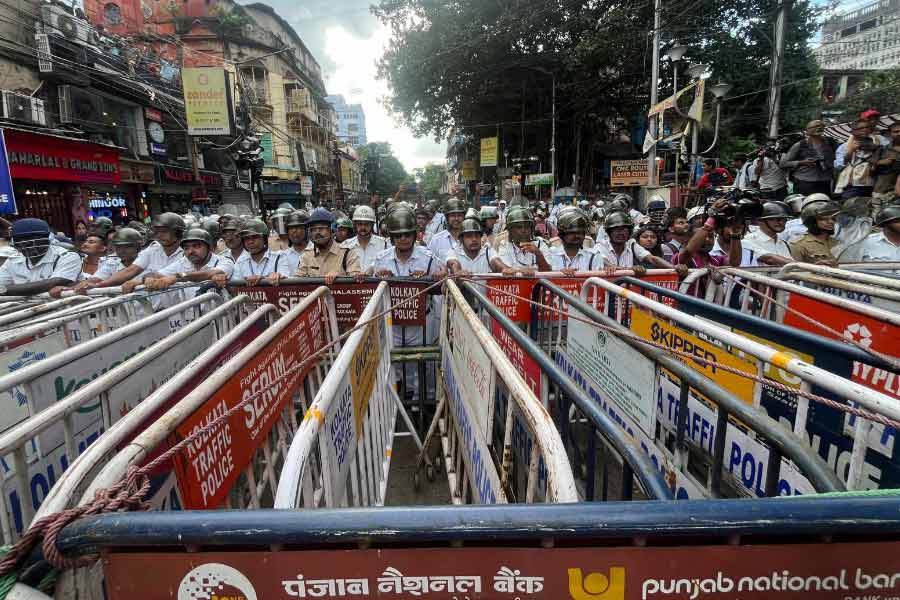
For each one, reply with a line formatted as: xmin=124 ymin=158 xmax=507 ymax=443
xmin=664 ymin=44 xmax=689 ymax=62
xmin=700 ymin=82 xmax=733 ymax=154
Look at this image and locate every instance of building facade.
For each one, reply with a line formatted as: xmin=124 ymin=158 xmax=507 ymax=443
xmin=814 ymin=0 xmax=900 ymax=71
xmin=325 ymin=95 xmax=367 ymax=147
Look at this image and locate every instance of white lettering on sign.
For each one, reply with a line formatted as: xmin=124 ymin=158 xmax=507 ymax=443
xmin=89 ymin=197 xmax=127 ymax=209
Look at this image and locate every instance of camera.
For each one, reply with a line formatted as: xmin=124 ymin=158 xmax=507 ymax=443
xmin=705 ymin=187 xmax=763 ymax=228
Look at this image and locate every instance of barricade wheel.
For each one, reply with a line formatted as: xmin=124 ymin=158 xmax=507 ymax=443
xmin=413 ymin=470 xmax=422 ymax=492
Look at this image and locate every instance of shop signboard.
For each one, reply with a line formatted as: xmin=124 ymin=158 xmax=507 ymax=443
xmin=119 ymin=159 xmax=156 ymax=185
xmin=159 ymin=166 xmax=221 ymax=189
xmin=525 ymin=173 xmax=553 ymax=186
xmin=480 ymin=137 xmax=498 ymax=167
xmin=461 ymin=160 xmax=477 ymax=181
xmin=300 ymin=176 xmax=313 ymax=196
xmin=182 ymin=67 xmax=232 ymax=136
xmin=0 ymin=130 xmax=16 ymax=214
xmin=3 ymin=129 xmax=120 ymax=185
xmin=610 ymin=159 xmax=649 ymax=187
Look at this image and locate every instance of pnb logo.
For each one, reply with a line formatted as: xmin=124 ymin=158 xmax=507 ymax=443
xmin=178 ymin=563 xmax=257 ymax=600
xmin=569 ymin=567 xmax=626 ymax=600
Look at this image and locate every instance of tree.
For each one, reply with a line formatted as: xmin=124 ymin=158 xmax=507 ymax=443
xmin=413 ymin=163 xmax=447 ymax=197
xmin=374 ymin=0 xmax=824 ymax=189
xmin=357 ymin=142 xmax=409 ymax=196
xmin=830 ymin=70 xmax=900 ymax=120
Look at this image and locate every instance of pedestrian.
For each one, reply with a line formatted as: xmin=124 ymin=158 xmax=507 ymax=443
xmin=676 ymin=201 xmax=744 ymax=269
xmin=834 ymin=120 xmax=877 ymax=199
xmin=731 ymin=154 xmax=752 ymax=190
xmin=749 ymin=148 xmax=788 ymax=201
xmin=661 ymin=208 xmax=691 ymax=259
xmin=634 ymin=225 xmax=665 ymax=259
xmin=872 ymin=122 xmax=900 ymax=202
xmin=0 ymin=218 xmax=81 ymax=296
xmin=780 ymin=120 xmax=834 ymax=196
xmin=697 ymin=158 xmax=733 ymax=191
xmin=74 ymin=219 xmax=88 ymax=244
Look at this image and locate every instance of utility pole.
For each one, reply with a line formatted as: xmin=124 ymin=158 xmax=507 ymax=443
xmin=647 ymin=0 xmax=662 ymax=187
xmin=767 ymin=0 xmax=790 ymax=139
xmin=551 ymin=73 xmax=556 ymax=197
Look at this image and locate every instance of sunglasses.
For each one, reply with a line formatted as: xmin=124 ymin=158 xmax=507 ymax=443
xmin=393 ymin=232 xmax=416 ymax=239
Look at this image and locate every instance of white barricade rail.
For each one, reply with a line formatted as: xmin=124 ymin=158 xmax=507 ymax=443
xmin=438 ymin=280 xmax=578 ymax=504
xmin=582 ymin=277 xmax=900 ymax=493
xmin=275 ymin=282 xmax=415 ymax=508
xmin=780 ymin=263 xmax=900 ymax=290
xmin=65 ymin=287 xmax=339 ymax=520
xmin=0 ymin=296 xmax=98 ymax=332
xmin=0 ymin=295 xmax=253 ymax=544
xmin=0 ymin=292 xmax=228 ymax=540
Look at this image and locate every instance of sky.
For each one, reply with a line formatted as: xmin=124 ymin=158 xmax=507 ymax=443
xmin=243 ymin=0 xmax=446 ymax=173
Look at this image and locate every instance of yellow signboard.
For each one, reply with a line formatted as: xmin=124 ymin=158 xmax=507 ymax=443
xmin=630 ymin=307 xmax=756 ymax=405
xmin=341 ymin=159 xmax=351 ymax=186
xmin=610 ymin=159 xmax=649 ymax=187
xmin=461 ymin=160 xmax=477 ymax=181
xmin=350 ymin=319 xmax=381 ymax=436
xmin=182 ymin=67 xmax=232 ymax=136
xmin=480 ymin=137 xmax=498 ymax=167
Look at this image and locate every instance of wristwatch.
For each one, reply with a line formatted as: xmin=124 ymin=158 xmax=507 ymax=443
xmin=175 ymin=272 xmax=187 ymax=282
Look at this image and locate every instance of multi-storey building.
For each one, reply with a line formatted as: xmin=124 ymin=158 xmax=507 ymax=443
xmin=325 ymin=95 xmax=367 ymax=147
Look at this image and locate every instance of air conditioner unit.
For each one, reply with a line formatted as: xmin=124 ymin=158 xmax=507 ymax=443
xmin=41 ymin=4 xmax=93 ymax=45
xmin=58 ymin=85 xmax=103 ymax=125
xmin=1 ymin=91 xmax=46 ymax=126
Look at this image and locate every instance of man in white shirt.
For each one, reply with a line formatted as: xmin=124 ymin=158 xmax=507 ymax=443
xmin=427 ymin=197 xmax=466 ymax=262
xmin=341 ymin=205 xmax=388 ymax=272
xmin=496 ymin=206 xmax=552 ymax=275
xmin=742 ymin=202 xmax=794 ymax=266
xmin=422 ymin=199 xmax=445 ymax=246
xmin=232 ymin=219 xmax=293 ymax=284
xmin=0 ymin=218 xmax=81 ymax=296
xmin=594 ymin=211 xmax=673 ymax=272
xmin=86 ymin=212 xmax=186 ymax=294
xmin=144 ymin=228 xmax=234 ymax=290
xmin=749 ymin=152 xmax=788 ymax=201
xmin=218 ymin=216 xmax=247 ymax=263
xmin=731 ymin=154 xmax=752 ymax=190
xmin=854 ymin=204 xmax=900 ymax=262
xmin=548 ymin=210 xmax=602 ymax=274
xmin=280 ymin=210 xmax=310 ymax=275
xmin=446 ymin=217 xmax=504 ymax=275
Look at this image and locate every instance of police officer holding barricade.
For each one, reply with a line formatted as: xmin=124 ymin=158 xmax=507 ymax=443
xmin=0 ymin=218 xmax=81 ymax=296
xmin=232 ymin=219 xmax=293 ymax=285
xmin=280 ymin=210 xmax=310 ymax=275
xmin=496 ymin=206 xmax=552 ymax=275
xmin=143 ymin=228 xmax=233 ymax=290
xmin=446 ymin=217 xmax=504 ymax=275
xmin=340 ymin=205 xmax=388 ymax=272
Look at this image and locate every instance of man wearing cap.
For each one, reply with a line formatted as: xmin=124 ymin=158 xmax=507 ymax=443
xmin=428 ymin=198 xmax=466 ymax=262
xmin=861 ymin=109 xmax=889 ymax=146
xmin=232 ymin=219 xmax=293 ymax=285
xmin=218 ymin=216 xmax=247 ymax=263
xmin=790 ymin=198 xmax=841 ymax=265
xmin=280 ymin=210 xmax=310 ymax=275
xmin=341 ymin=206 xmax=387 ymax=272
xmin=847 ymin=204 xmax=900 ymax=262
xmin=743 ymin=202 xmax=794 ymax=266
xmin=422 ymin=199 xmax=445 ymax=245
xmin=446 ymin=217 xmax=504 ymax=275
xmin=297 ymin=208 xmax=363 ymax=284
xmin=0 ymin=218 xmax=81 ymax=296
xmin=84 ymin=212 xmax=186 ymax=294
xmin=143 ymin=228 xmax=234 ymax=290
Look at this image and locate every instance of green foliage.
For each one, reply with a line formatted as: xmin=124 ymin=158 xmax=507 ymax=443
xmin=830 ymin=70 xmax=900 ymax=119
xmin=413 ymin=163 xmax=446 ymax=197
xmin=209 ymin=5 xmax=254 ymax=38
xmin=358 ymin=142 xmax=409 ymax=196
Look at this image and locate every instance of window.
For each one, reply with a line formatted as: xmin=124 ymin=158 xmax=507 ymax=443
xmin=104 ymin=2 xmax=122 ymax=25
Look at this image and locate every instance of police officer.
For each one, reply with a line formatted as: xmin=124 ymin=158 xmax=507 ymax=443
xmin=219 ymin=216 xmax=246 ymax=263
xmin=341 ymin=205 xmax=387 ymax=272
xmin=743 ymin=202 xmax=794 ymax=266
xmin=91 ymin=216 xmax=116 ymax=251
xmin=334 ymin=217 xmax=355 ymax=244
xmin=548 ymin=206 xmax=596 ymax=249
xmin=790 ymin=199 xmax=841 ymax=265
xmin=548 ymin=210 xmax=602 ymax=275
xmin=446 ymin=217 xmax=504 ymax=275
xmin=87 ymin=212 xmax=186 ymax=293
xmin=109 ymin=227 xmax=143 ymax=268
xmin=280 ymin=210 xmax=310 ymax=275
xmin=232 ymin=219 xmax=292 ymax=284
xmin=144 ymin=228 xmax=234 ymax=289
xmin=297 ymin=208 xmax=363 ymax=284
xmin=595 ymin=211 xmax=673 ymax=273
xmin=855 ymin=203 xmax=900 ymax=262
xmin=268 ymin=207 xmax=292 ymax=251
xmin=423 ymin=198 xmax=445 ymax=245
xmin=0 ymin=218 xmax=81 ymax=296
xmin=428 ymin=197 xmax=467 ymax=262
xmin=496 ymin=206 xmax=552 ymax=275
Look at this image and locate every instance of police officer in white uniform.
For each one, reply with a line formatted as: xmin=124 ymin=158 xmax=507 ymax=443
xmin=280 ymin=210 xmax=311 ymax=275
xmin=0 ymin=218 xmax=81 ymax=296
xmin=143 ymin=228 xmax=234 ymax=289
xmin=232 ymin=219 xmax=293 ymax=284
xmin=341 ymin=205 xmax=388 ymax=272
xmin=428 ymin=197 xmax=467 ymax=263
xmin=496 ymin=206 xmax=553 ymax=274
xmin=547 ymin=210 xmax=602 ymax=274
xmin=446 ymin=217 xmax=504 ymax=274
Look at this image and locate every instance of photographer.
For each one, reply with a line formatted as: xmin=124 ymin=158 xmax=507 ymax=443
xmin=676 ymin=200 xmax=744 ymax=269
xmin=834 ymin=120 xmax=877 ymax=199
xmin=749 ymin=145 xmax=788 ymax=201
xmin=781 ymin=120 xmax=834 ymax=196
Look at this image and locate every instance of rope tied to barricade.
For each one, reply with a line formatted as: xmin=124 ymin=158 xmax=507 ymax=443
xmin=457 ymin=276 xmax=900 ymax=433
xmin=709 ymin=268 xmax=900 ymax=371
xmin=0 ymin=276 xmax=450 ymax=589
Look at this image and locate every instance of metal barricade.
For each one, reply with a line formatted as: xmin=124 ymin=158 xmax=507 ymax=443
xmin=582 ymin=277 xmax=899 ymax=492
xmin=0 ymin=296 xmax=97 ymax=332
xmin=434 ymin=280 xmax=578 ymax=504
xmin=528 ymin=279 xmax=840 ymax=499
xmin=0 ymin=295 xmax=254 ymax=543
xmin=47 ymin=495 xmax=900 ymax=600
xmin=275 ymin=282 xmax=421 ymax=508
xmin=609 ymin=277 xmax=900 ymax=494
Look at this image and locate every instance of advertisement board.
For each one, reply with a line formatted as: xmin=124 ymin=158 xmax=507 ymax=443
xmin=610 ymin=159 xmax=649 ymax=187
xmin=448 ymin=307 xmax=494 ymax=435
xmin=182 ymin=67 xmax=232 ymax=136
xmin=106 ymin=541 xmax=900 ymax=600
xmin=170 ymin=303 xmax=327 ymax=509
xmin=480 ymin=137 xmax=498 ymax=167
xmin=0 ymin=333 xmax=67 ymax=435
xmin=490 ymin=319 xmax=541 ymax=398
xmin=0 ymin=130 xmax=17 ymax=214
xmin=3 ymin=128 xmax=120 ymax=185
xmin=461 ymin=160 xmax=477 ymax=181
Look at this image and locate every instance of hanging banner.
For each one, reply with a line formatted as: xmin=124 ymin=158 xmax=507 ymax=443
xmin=0 ymin=130 xmax=17 ymax=215
xmin=182 ymin=67 xmax=232 ymax=136
xmin=688 ymin=78 xmax=705 ymax=122
xmin=648 ymin=80 xmax=698 ymax=117
xmin=480 ymin=137 xmax=498 ymax=167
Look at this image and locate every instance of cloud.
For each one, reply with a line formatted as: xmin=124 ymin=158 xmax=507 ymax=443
xmin=241 ymin=0 xmax=444 ymax=173
xmin=321 ymin=23 xmax=445 ymax=172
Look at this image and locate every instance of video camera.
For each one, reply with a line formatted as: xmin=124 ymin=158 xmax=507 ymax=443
xmin=705 ymin=187 xmax=764 ymax=228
